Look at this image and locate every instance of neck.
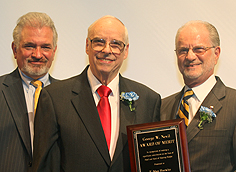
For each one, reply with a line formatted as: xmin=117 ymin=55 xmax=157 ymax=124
xmin=98 ymin=76 xmax=112 ymax=86
xmin=92 ymin=71 xmax=118 ymax=86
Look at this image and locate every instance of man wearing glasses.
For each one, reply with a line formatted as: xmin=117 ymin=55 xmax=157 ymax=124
xmin=33 ymin=15 xmax=161 ymax=172
xmin=161 ymin=20 xmax=236 ymax=171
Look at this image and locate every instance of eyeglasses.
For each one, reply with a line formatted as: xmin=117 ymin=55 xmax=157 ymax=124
xmin=175 ymin=46 xmax=215 ymax=57
xmin=88 ymin=38 xmax=126 ymax=54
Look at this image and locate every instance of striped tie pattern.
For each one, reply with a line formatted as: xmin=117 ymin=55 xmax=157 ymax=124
xmin=178 ymin=89 xmax=194 ymax=126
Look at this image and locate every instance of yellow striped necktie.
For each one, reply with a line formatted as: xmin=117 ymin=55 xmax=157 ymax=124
xmin=178 ymin=89 xmax=194 ymax=126
xmin=31 ymin=80 xmax=42 ymax=115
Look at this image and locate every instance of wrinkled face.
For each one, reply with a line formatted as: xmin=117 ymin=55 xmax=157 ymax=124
xmin=86 ymin=17 xmax=129 ymax=83
xmin=176 ymin=24 xmax=220 ymax=87
xmin=12 ymin=26 xmax=57 ymax=79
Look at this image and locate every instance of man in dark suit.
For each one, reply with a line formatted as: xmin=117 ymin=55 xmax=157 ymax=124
xmin=0 ymin=12 xmax=58 ymax=172
xmin=32 ymin=15 xmax=161 ymax=172
xmin=161 ymin=20 xmax=236 ymax=171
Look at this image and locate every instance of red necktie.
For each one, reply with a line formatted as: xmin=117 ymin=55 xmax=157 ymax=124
xmin=97 ymin=85 xmax=112 ymax=150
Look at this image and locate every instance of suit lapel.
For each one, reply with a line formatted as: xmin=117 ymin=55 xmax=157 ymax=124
xmin=187 ymin=77 xmax=224 ymax=143
xmin=2 ymin=69 xmax=32 ymax=156
xmin=70 ymin=67 xmax=111 ymax=165
xmin=171 ymin=90 xmax=184 ymax=119
xmin=112 ymin=75 xmax=136 ymax=163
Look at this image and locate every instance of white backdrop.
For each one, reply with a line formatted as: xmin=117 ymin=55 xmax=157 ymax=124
xmin=1 ymin=0 xmax=236 ymax=98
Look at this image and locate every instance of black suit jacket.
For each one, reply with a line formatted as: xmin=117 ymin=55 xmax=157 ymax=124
xmin=161 ymin=76 xmax=236 ymax=172
xmin=32 ymin=66 xmax=161 ymax=172
xmin=0 ymin=68 xmax=57 ymax=172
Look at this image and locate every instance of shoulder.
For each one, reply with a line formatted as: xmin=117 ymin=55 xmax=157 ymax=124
xmin=45 ymin=75 xmax=80 ymax=91
xmin=49 ymin=75 xmax=60 ymax=83
xmin=161 ymin=91 xmax=181 ymax=110
xmin=214 ymin=76 xmax=236 ymax=99
xmin=120 ymin=75 xmax=160 ymax=99
xmin=0 ymin=69 xmax=21 ymax=85
xmin=162 ymin=92 xmax=180 ymax=103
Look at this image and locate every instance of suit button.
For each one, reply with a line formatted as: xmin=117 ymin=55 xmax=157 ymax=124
xmin=28 ymin=161 xmax=32 ymax=167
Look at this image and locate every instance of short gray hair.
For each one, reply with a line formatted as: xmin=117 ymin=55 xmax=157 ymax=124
xmin=175 ymin=20 xmax=220 ymax=48
xmin=13 ymin=12 xmax=58 ymax=49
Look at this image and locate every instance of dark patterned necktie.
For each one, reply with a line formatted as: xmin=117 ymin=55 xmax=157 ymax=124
xmin=97 ymin=85 xmax=112 ymax=150
xmin=178 ymin=89 xmax=194 ymax=126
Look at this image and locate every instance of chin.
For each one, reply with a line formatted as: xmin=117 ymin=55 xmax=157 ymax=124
xmin=23 ymin=65 xmax=49 ymax=77
xmin=183 ymin=71 xmax=202 ymax=80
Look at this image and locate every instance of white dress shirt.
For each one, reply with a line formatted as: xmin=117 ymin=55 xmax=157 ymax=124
xmin=19 ymin=69 xmax=51 ymax=151
xmin=184 ymin=75 xmax=217 ymax=125
xmin=87 ymin=67 xmax=120 ymax=160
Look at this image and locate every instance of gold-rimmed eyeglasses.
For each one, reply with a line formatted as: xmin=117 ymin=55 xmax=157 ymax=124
xmin=175 ymin=46 xmax=215 ymax=57
xmin=88 ymin=38 xmax=126 ymax=54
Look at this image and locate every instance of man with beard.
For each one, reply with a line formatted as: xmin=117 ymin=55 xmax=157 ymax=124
xmin=161 ymin=20 xmax=236 ymax=171
xmin=32 ymin=15 xmax=161 ymax=172
xmin=0 ymin=12 xmax=58 ymax=172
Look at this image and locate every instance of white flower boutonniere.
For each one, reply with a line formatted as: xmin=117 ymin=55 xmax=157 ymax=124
xmin=198 ymin=106 xmax=216 ymax=130
xmin=120 ymin=91 xmax=139 ymax=112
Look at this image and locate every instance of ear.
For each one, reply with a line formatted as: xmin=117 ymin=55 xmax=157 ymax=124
xmin=86 ymin=38 xmax=89 ymax=55
xmin=51 ymin=45 xmax=57 ymax=61
xmin=11 ymin=42 xmax=17 ymax=59
xmin=123 ymin=43 xmax=129 ymax=60
xmin=214 ymin=46 xmax=221 ymax=65
xmin=53 ymin=45 xmax=57 ymax=53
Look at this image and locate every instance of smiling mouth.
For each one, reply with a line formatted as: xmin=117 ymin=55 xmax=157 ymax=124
xmin=185 ymin=63 xmax=201 ymax=67
xmin=28 ymin=60 xmax=48 ymax=66
xmin=96 ymin=57 xmax=115 ymax=62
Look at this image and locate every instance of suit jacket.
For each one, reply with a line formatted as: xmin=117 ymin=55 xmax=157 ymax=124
xmin=32 ymin=66 xmax=161 ymax=172
xmin=161 ymin=76 xmax=236 ymax=172
xmin=0 ymin=68 xmax=57 ymax=172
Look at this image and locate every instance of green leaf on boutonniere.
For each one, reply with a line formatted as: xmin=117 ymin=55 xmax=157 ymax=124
xmin=198 ymin=106 xmax=216 ymax=129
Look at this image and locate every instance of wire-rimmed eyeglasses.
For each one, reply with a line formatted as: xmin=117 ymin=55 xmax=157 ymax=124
xmin=88 ymin=38 xmax=126 ymax=54
xmin=175 ymin=46 xmax=215 ymax=57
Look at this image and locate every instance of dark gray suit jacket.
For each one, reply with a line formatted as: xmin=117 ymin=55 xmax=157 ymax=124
xmin=161 ymin=76 xmax=236 ymax=172
xmin=0 ymin=68 xmax=57 ymax=172
xmin=32 ymin=66 xmax=161 ymax=172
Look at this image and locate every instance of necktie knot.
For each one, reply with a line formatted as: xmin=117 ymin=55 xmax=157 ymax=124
xmin=97 ymin=85 xmax=111 ymax=98
xmin=183 ymin=89 xmax=194 ymax=101
xmin=31 ymin=80 xmax=42 ymax=88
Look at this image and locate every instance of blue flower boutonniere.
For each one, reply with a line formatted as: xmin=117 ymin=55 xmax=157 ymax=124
xmin=198 ymin=106 xmax=216 ymax=130
xmin=120 ymin=91 xmax=139 ymax=112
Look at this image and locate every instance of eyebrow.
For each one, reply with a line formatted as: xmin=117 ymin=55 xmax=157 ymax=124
xmin=23 ymin=42 xmax=52 ymax=47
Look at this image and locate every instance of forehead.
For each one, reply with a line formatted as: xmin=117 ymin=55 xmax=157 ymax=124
xmin=20 ymin=26 xmax=53 ymax=44
xmin=90 ymin=18 xmax=125 ymax=41
xmin=177 ymin=24 xmax=211 ymax=46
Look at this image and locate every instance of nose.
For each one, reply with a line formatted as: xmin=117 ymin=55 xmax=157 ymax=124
xmin=101 ymin=42 xmax=112 ymax=54
xmin=32 ymin=47 xmax=43 ymax=59
xmin=185 ymin=48 xmax=197 ymax=61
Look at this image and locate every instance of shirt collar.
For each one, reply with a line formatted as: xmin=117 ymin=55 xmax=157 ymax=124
xmin=185 ymin=74 xmax=217 ymax=102
xmin=18 ymin=68 xmax=50 ymax=88
xmin=87 ymin=66 xmax=119 ymax=96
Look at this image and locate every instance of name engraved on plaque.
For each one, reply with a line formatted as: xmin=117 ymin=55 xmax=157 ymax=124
xmin=135 ymin=127 xmax=181 ymax=172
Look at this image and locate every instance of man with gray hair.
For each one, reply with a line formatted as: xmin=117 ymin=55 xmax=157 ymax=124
xmin=33 ymin=15 xmax=161 ymax=172
xmin=161 ymin=20 xmax=236 ymax=171
xmin=0 ymin=12 xmax=58 ymax=171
